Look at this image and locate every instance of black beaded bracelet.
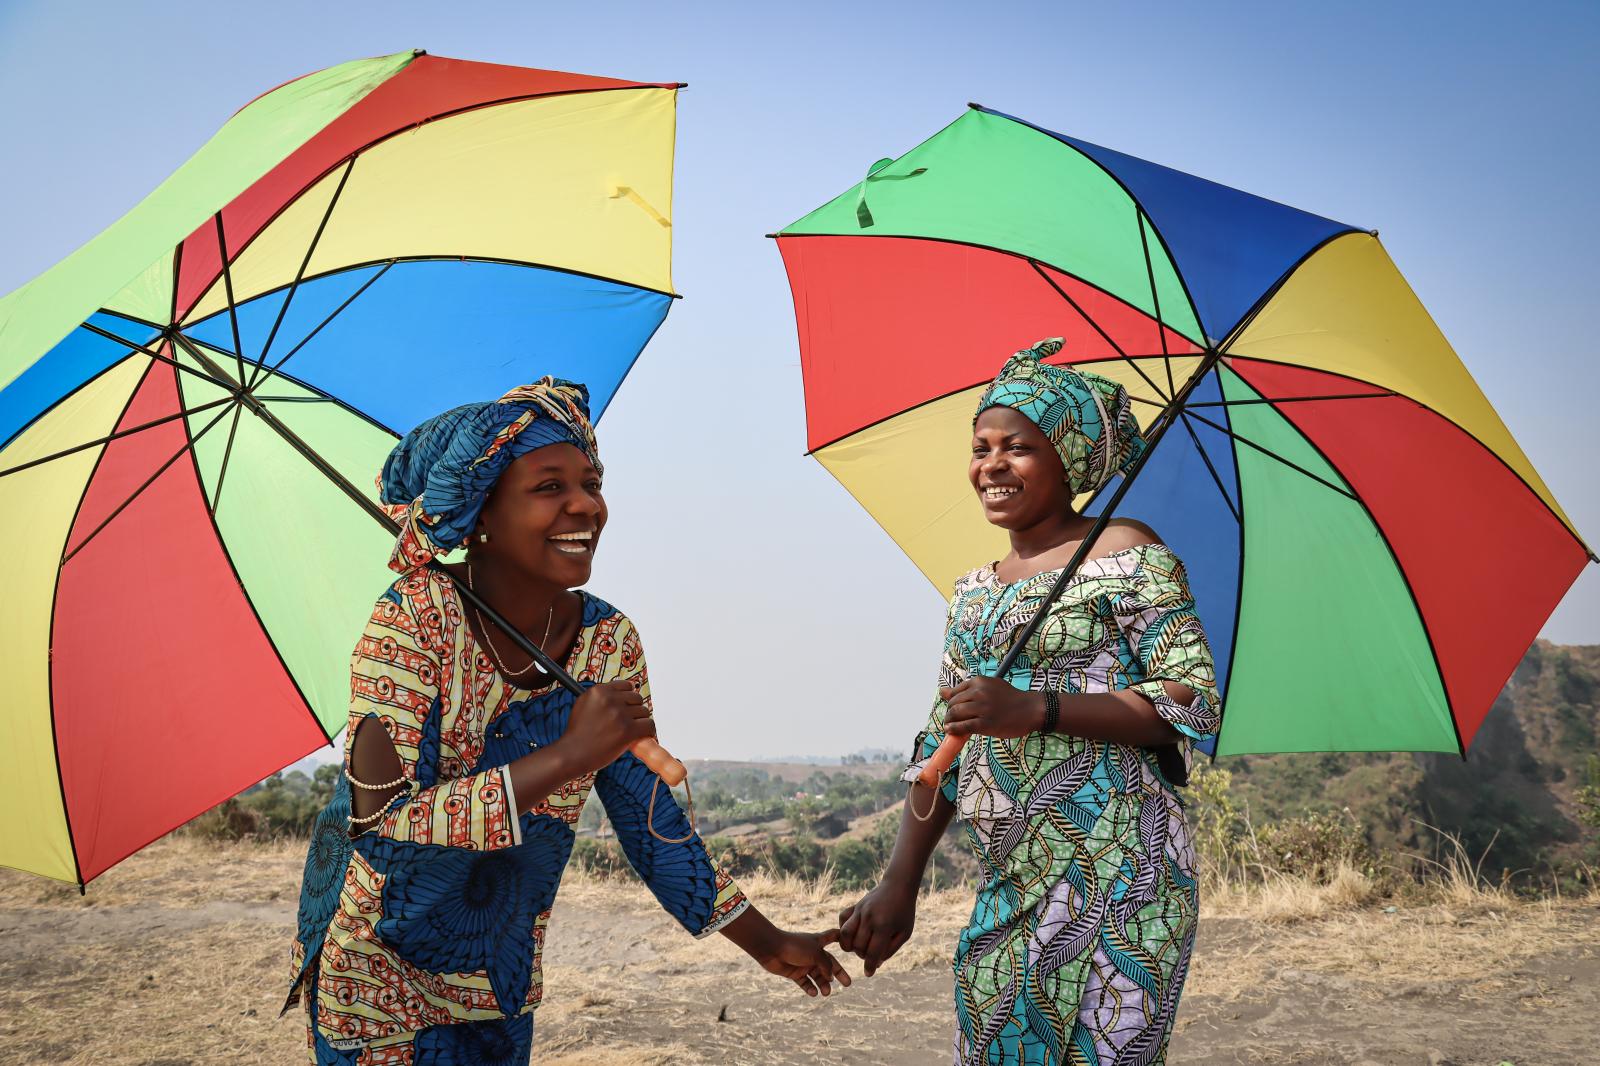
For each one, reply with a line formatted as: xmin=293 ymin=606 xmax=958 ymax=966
xmin=1042 ymin=689 xmax=1061 ymax=734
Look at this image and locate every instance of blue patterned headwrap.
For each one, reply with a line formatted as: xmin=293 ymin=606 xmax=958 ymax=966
xmin=379 ymin=377 xmax=601 ymax=572
xmin=975 ymin=338 xmax=1147 ymax=496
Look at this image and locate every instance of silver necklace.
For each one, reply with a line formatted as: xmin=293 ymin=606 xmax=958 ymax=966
xmin=466 ymin=561 xmax=555 ymax=681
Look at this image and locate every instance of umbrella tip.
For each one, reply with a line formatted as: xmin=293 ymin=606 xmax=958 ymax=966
xmin=1367 ymin=228 xmax=1379 ymax=237
xmin=967 ymin=101 xmax=985 ymax=111
xmin=412 ymin=48 xmax=428 ymax=56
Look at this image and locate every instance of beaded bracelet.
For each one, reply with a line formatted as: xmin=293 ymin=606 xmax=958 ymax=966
xmin=344 ymin=778 xmax=415 ymax=829
xmin=344 ymin=766 xmax=408 ymax=791
xmin=1042 ymin=689 xmax=1061 ymax=734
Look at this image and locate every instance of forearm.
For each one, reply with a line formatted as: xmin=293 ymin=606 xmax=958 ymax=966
xmin=881 ymin=782 xmax=954 ymax=890
xmin=719 ymin=902 xmax=780 ymax=958
xmin=504 ymin=742 xmax=585 ymax=815
xmin=1056 ymin=687 xmax=1185 ymax=746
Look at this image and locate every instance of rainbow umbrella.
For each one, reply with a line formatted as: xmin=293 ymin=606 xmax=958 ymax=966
xmin=0 ymin=51 xmax=681 ymax=886
xmin=774 ymin=105 xmax=1593 ymax=762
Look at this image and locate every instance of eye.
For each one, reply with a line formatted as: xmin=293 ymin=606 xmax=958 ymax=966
xmin=534 ymin=480 xmax=561 ymax=493
xmin=585 ymin=479 xmax=603 ymax=493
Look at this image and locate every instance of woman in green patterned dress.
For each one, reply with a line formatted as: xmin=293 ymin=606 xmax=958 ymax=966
xmin=837 ymin=339 xmax=1220 ymax=1066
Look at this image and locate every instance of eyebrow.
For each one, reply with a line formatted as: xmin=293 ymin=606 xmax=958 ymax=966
xmin=528 ymin=463 xmax=598 ymax=475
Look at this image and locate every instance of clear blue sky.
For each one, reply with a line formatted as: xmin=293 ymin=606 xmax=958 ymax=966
xmin=2 ymin=0 xmax=1595 ymax=759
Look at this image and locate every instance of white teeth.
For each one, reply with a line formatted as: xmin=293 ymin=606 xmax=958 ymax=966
xmin=983 ymin=486 xmax=1018 ymax=500
xmin=551 ymin=531 xmax=593 ymax=555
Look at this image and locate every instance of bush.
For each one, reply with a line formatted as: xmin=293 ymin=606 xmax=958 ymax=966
xmin=1255 ymin=809 xmax=1376 ymax=883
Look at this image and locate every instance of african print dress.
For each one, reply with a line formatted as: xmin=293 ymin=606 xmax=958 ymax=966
xmin=288 ymin=567 xmax=747 ymax=1064
xmin=903 ymin=542 xmax=1219 ymax=1066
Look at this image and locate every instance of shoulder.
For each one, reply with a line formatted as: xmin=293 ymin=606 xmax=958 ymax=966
xmin=954 ymin=562 xmax=997 ymax=593
xmin=578 ymin=589 xmax=627 ymax=629
xmin=1091 ymin=517 xmax=1163 ymax=556
xmin=364 ymin=568 xmax=459 ymax=653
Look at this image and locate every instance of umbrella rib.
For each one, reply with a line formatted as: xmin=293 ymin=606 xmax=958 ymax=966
xmin=1136 ymin=209 xmax=1177 ymax=400
xmin=1185 ymin=409 xmax=1358 ymax=501
xmin=1187 ymin=390 xmax=1399 ymax=408
xmin=1028 ymin=260 xmax=1171 ymax=403
xmin=210 ymin=404 xmax=245 ymax=517
xmin=60 ymin=399 xmax=237 ymax=566
xmin=247 ymin=156 xmax=358 ymax=393
xmin=1178 ymin=410 xmax=1242 ymax=524
xmin=242 ymin=259 xmax=396 ymax=392
xmin=80 ymin=321 xmax=239 ymax=392
xmin=0 ymin=396 xmax=233 ymax=479
xmin=213 ymin=214 xmax=247 ymax=387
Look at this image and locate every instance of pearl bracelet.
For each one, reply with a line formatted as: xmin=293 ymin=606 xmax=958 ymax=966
xmin=345 ymin=780 xmax=415 ymax=829
xmin=344 ymin=766 xmax=408 ymax=791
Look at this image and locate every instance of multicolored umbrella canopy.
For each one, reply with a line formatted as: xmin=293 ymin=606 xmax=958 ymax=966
xmin=0 ymin=51 xmax=680 ymax=886
xmin=775 ymin=105 xmax=1592 ymax=760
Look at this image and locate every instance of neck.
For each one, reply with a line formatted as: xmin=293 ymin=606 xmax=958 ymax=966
xmin=1008 ymin=507 xmax=1094 ymax=562
xmin=466 ymin=550 xmax=564 ymax=630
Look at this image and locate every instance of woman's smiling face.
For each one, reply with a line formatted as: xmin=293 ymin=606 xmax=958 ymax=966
xmin=475 ymin=442 xmax=607 ymax=587
xmin=969 ymin=405 xmax=1074 ymax=530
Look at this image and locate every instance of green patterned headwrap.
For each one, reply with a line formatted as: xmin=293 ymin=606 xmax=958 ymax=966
xmin=975 ymin=338 xmax=1148 ymax=496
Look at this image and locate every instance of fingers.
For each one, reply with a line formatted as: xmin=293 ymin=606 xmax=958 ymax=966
xmin=814 ymin=928 xmax=840 ymax=947
xmin=838 ymin=906 xmax=861 ymax=952
xmin=826 ymin=949 xmax=852 ymax=988
xmin=860 ymin=926 xmax=890 ymax=977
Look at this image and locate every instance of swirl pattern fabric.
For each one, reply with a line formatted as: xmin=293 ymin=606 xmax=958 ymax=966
xmin=903 ymin=543 xmax=1218 ymax=1065
xmin=288 ymin=569 xmax=747 ymax=1062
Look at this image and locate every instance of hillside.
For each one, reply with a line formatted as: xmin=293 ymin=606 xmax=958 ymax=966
xmin=1222 ymin=640 xmax=1600 ymax=880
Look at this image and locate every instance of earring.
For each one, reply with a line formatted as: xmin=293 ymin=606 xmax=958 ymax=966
xmin=477 ymin=532 xmax=490 ymax=544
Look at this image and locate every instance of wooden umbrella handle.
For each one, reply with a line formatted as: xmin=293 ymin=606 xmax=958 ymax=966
xmin=632 ymin=738 xmax=686 ymax=787
xmin=917 ymin=733 xmax=968 ymax=788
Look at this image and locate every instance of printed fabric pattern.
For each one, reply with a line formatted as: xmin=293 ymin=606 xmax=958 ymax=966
xmin=903 ymin=543 xmax=1219 ymax=1066
xmin=289 ymin=568 xmax=746 ymax=1061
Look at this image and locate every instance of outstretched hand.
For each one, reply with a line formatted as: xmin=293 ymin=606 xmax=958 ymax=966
xmin=756 ymin=928 xmax=853 ymax=997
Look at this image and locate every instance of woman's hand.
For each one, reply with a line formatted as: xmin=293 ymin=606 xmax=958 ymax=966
xmin=939 ymin=676 xmax=1044 ymax=739
xmin=553 ymin=680 xmax=656 ymax=775
xmin=837 ymin=878 xmax=918 ymax=976
xmin=753 ymin=928 xmax=853 ymax=997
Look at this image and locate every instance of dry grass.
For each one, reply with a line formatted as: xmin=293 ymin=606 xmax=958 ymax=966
xmin=3 ymin=835 xmax=1597 ymax=1065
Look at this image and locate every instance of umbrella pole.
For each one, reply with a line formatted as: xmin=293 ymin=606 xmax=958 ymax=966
xmin=916 ymin=347 xmax=1227 ymax=789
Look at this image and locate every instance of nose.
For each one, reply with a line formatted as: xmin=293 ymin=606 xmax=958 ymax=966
xmin=565 ymin=489 xmax=601 ymax=518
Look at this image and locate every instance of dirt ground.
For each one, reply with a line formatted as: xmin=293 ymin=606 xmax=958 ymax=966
xmin=1 ymin=837 xmax=1595 ymax=1065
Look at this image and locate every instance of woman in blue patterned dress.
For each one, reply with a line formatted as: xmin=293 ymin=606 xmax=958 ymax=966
xmin=288 ymin=378 xmax=848 ymax=1065
xmin=837 ymin=340 xmax=1219 ymax=1065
